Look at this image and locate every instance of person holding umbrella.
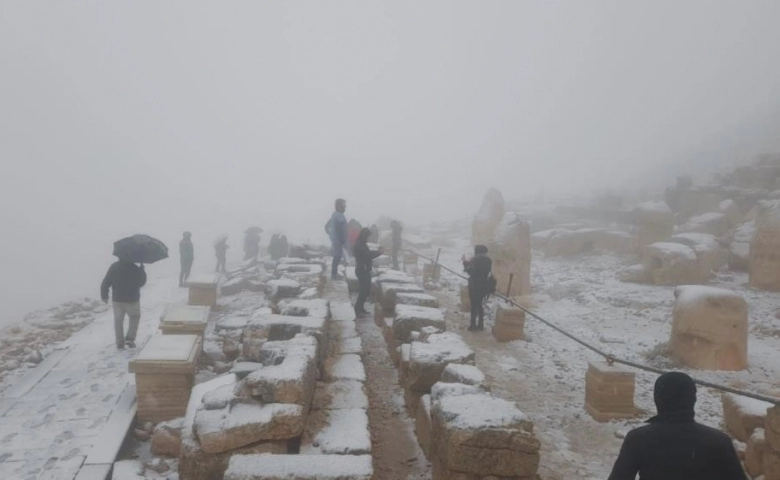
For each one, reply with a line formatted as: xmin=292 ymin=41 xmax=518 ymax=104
xmin=214 ymin=235 xmax=229 ymax=273
xmin=179 ymin=231 xmax=194 ymax=287
xmin=101 ymin=234 xmax=167 ymax=350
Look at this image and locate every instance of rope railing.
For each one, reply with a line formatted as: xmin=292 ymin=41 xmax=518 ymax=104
xmin=405 ymin=247 xmax=780 ymax=405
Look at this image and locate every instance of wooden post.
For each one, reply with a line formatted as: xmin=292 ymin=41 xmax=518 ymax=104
xmin=433 ymin=248 xmax=442 ymax=279
xmin=505 ymin=273 xmax=514 ymax=300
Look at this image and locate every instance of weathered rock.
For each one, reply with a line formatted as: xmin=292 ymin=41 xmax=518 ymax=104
xmin=112 ymin=460 xmax=145 ymax=480
xmin=265 ymin=279 xmax=302 ymax=300
xmin=278 ymin=299 xmax=329 ymax=321
xmin=179 ymin=431 xmax=288 ymax=480
xmin=395 ymin=292 xmax=440 ymax=309
xmin=393 ymin=305 xmax=446 ymax=343
xmin=472 ymin=188 xmax=505 ymax=246
xmin=642 ymin=242 xmax=707 ymax=285
xmin=223 ymin=454 xmax=373 ymax=480
xmin=746 ymin=428 xmax=766 ymax=478
xmin=670 ymin=286 xmax=748 ymax=371
xmin=722 ymin=392 xmax=771 ymax=442
xmin=194 ymin=402 xmax=304 ymax=454
xmin=222 ymin=277 xmax=250 ymax=296
xmin=416 ymin=394 xmax=433 ymax=458
xmin=440 ymin=364 xmax=486 ymax=389
xmin=585 ymin=361 xmax=636 ymax=422
xmin=243 ymin=314 xmax=326 ymax=363
xmin=313 ymin=380 xmax=368 ymax=410
xmin=301 ymin=408 xmax=371 ymax=455
xmin=489 ymin=212 xmax=532 ymax=297
xmin=750 ymin=202 xmax=780 ymax=291
xmin=381 ymin=284 xmax=426 ymax=313
xmin=144 ymin=458 xmax=170 ymax=473
xmin=241 ymin=336 xmax=318 ymax=407
xmin=492 ymin=304 xmax=525 ymax=343
xmin=670 ymin=232 xmax=724 ymax=278
xmin=152 ymin=417 xmax=184 ymax=457
xmin=681 ymin=212 xmax=731 ymax=237
xmin=405 ymin=333 xmax=475 ymax=393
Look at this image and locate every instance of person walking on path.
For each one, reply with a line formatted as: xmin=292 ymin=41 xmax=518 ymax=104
xmin=101 ymin=257 xmax=147 ymax=350
xmin=244 ymin=229 xmax=261 ymax=261
xmin=462 ymin=244 xmax=492 ymax=331
xmin=215 ymin=238 xmax=228 ymax=273
xmin=390 ymin=220 xmax=402 ymax=270
xmin=325 ymin=198 xmax=349 ymax=280
xmin=179 ymin=231 xmax=194 ymax=286
xmin=353 ymin=227 xmax=383 ymax=317
xmin=608 ymin=371 xmax=747 ymax=480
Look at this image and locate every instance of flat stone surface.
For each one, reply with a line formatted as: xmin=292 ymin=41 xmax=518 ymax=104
xmin=224 ymin=454 xmax=373 ymax=480
xmin=324 ymin=354 xmax=366 ymax=382
xmin=302 ymin=408 xmax=371 ymax=455
xmin=313 ymin=380 xmax=368 ymax=410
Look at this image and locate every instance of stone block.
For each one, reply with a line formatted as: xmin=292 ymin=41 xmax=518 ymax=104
xmin=492 ymin=304 xmax=526 ymax=343
xmin=242 ymin=336 xmax=318 ymax=407
xmin=641 ymin=242 xmax=708 ymax=285
xmin=265 ymin=279 xmax=302 ymax=300
xmin=405 ymin=333 xmax=475 ymax=393
xmin=440 ymin=364 xmax=486 ymax=388
xmin=381 ymin=284 xmax=426 ymax=313
xmin=750 ymin=206 xmax=780 ymax=292
xmin=179 ymin=433 xmax=288 ymax=480
xmin=767 ymin=450 xmax=780 ymax=480
xmin=584 ymin=361 xmax=636 ymax=422
xmin=393 ymin=305 xmax=446 ymax=344
xmin=405 ymin=387 xmax=424 ymax=417
xmin=681 ymin=212 xmax=731 ymax=237
xmin=151 ymin=417 xmax=184 ymax=457
xmin=722 ymin=392 xmax=771 ymax=442
xmin=416 ymin=394 xmax=432 ymax=458
xmin=324 ymin=354 xmax=366 ymax=383
xmin=194 ymin=403 xmax=304 ymax=454
xmin=278 ymin=299 xmax=329 ymax=321
xmin=460 ymin=285 xmax=471 ymax=313
xmin=396 ymin=292 xmax=440 ymax=309
xmin=423 ymin=263 xmax=441 ymax=284
xmin=187 ymin=273 xmax=221 ymax=307
xmin=312 ymin=380 xmax=368 ymax=410
xmin=670 ymin=286 xmax=748 ymax=371
xmin=766 ymin=405 xmax=780 ymax=453
xmin=301 ymin=408 xmax=371 ymax=455
xmin=224 ymin=454 xmax=373 ymax=480
xmin=243 ymin=314 xmax=326 ymax=364
xmin=746 ymin=428 xmax=766 ymax=478
xmin=222 ymin=277 xmax=250 ymax=296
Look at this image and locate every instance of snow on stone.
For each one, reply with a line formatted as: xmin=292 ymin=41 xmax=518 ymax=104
xmin=216 ymin=316 xmax=249 ymax=332
xmin=411 ymin=332 xmax=473 ymax=363
xmin=673 ymin=285 xmax=744 ymax=306
xmin=395 ymin=304 xmax=445 ymax=322
xmin=395 ymin=292 xmax=439 ymax=308
xmin=645 ymin=242 xmax=698 ymax=263
xmin=230 ymin=362 xmax=264 ymax=378
xmin=441 ymin=364 xmax=485 ymax=387
xmin=183 ymin=373 xmax=238 ymax=437
xmin=202 ymin=382 xmax=239 ymax=410
xmin=435 ymin=392 xmax=528 ymax=429
xmin=278 ymin=298 xmax=329 ymax=320
xmin=314 ymin=380 xmax=368 ymax=410
xmin=302 ymin=408 xmax=371 ymax=455
xmin=224 ymin=454 xmax=373 ymax=480
xmin=112 ymin=460 xmax=146 ymax=480
xmin=374 ymin=270 xmax=416 ymax=285
xmin=324 ymin=354 xmax=366 ymax=382
xmin=670 ymin=232 xmax=720 ymax=251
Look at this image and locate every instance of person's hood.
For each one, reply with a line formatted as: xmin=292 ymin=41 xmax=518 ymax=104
xmin=648 ymin=372 xmax=696 ymax=423
xmin=357 ymin=228 xmax=372 ymax=243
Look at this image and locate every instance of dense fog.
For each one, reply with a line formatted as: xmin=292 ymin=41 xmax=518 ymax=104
xmin=2 ymin=1 xmax=780 ymax=325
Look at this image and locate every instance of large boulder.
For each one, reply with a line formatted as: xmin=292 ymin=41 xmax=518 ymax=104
xmin=489 ymin=212 xmax=531 ymax=297
xmin=670 ymin=286 xmax=748 ymax=371
xmin=471 ymin=188 xmax=505 ymax=246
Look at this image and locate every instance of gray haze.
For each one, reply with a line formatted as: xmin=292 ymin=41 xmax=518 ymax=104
xmin=2 ymin=1 xmax=780 ymax=325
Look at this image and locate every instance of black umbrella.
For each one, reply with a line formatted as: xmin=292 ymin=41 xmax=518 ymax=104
xmin=113 ymin=234 xmax=169 ymax=264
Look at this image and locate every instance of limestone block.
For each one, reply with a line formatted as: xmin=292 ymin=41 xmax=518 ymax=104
xmin=642 ymin=242 xmax=708 ymax=285
xmin=393 ymin=305 xmax=446 ymax=343
xmin=584 ymin=361 xmax=636 ymax=422
xmin=396 ymin=292 xmax=440 ymax=309
xmin=324 ymin=354 xmax=366 ymax=383
xmin=312 ymin=380 xmax=368 ymax=411
xmin=492 ymin=304 xmax=525 ymax=343
xmin=224 ymin=454 xmax=373 ymax=480
xmin=632 ymin=202 xmax=675 ymax=248
xmin=265 ymin=279 xmax=302 ymax=300
xmin=301 ymin=408 xmax=371 ymax=455
xmin=222 ymin=277 xmax=250 ymax=296
xmin=431 ymin=390 xmax=540 ymax=477
xmin=440 ymin=364 xmax=486 ymax=388
xmin=670 ymin=232 xmax=725 ymax=278
xmin=151 ymin=417 xmax=184 ymax=457
xmin=766 ymin=405 xmax=780 ymax=453
xmin=242 ymin=337 xmax=318 ymax=407
xmin=460 ymin=285 xmax=471 ymax=313
xmin=472 ymin=188 xmax=505 ymax=246
xmin=243 ymin=314 xmax=326 ymax=364
xmin=489 ymin=212 xmax=532 ymax=297
xmin=746 ymin=428 xmax=766 ymax=478
xmin=416 ymin=394 xmax=433 ymax=458
xmin=750 ymin=206 xmax=780 ymax=291
xmin=179 ymin=433 xmax=288 ymax=480
xmin=722 ymin=392 xmax=771 ymax=442
xmin=187 ymin=273 xmax=221 ymax=307
xmin=670 ymin=286 xmax=748 ymax=371
xmin=381 ymin=284 xmax=426 ymax=314
xmin=278 ymin=299 xmax=329 ymax=321
xmin=405 ymin=333 xmax=475 ymax=392
xmin=766 ymin=450 xmax=780 ymax=480
xmin=194 ymin=402 xmax=304 ymax=454
xmin=681 ymin=212 xmax=731 ymax=237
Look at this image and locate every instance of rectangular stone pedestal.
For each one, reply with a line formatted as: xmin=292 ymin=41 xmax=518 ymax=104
xmin=459 ymin=285 xmax=470 ymax=313
xmin=584 ymin=361 xmax=636 ymax=422
xmin=129 ymin=333 xmax=201 ymax=422
xmin=492 ymin=303 xmax=525 ymax=342
xmin=187 ymin=273 xmax=220 ymax=307
xmin=765 ymin=405 xmax=780 ymax=480
xmin=160 ymin=305 xmax=210 ymax=336
xmin=422 ymin=264 xmax=441 ymax=285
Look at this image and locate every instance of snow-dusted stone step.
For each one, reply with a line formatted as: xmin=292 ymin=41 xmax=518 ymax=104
xmin=265 ymin=279 xmax=302 ymax=300
xmin=415 ymin=394 xmax=432 ymax=458
xmin=324 ymin=354 xmax=366 ymax=383
xmin=243 ymin=314 xmax=327 ymax=362
xmin=330 ymin=301 xmax=356 ymax=323
xmin=722 ymin=392 xmax=771 ymax=442
xmin=332 ymin=336 xmax=362 ymax=355
xmin=396 ymin=292 xmax=439 ymax=309
xmin=151 ymin=417 xmax=184 ymax=457
xmin=440 ymin=364 xmax=486 ymax=389
xmin=393 ymin=305 xmax=446 ymax=344
xmin=241 ymin=336 xmax=318 ymax=406
xmin=160 ymin=304 xmax=211 ymax=336
xmin=179 ymin=432 xmax=289 ymax=480
xmin=194 ymin=403 xmax=305 ymax=454
xmin=405 ymin=332 xmax=474 ymax=393
xmin=278 ymin=299 xmax=329 ymax=320
xmin=275 ymin=263 xmax=323 ymax=276
xmin=216 ymin=315 xmax=249 ymax=332
xmin=380 ymin=284 xmax=426 ymax=313
xmin=224 ymin=454 xmax=373 ymax=480
xmin=187 ymin=273 xmax=221 ymax=307
xmin=329 ymin=319 xmax=358 ymax=340
xmin=301 ymin=408 xmax=371 ymax=455
xmin=313 ymin=380 xmax=368 ymax=410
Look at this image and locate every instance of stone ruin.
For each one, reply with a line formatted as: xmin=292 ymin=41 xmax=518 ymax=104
xmin=488 ymin=212 xmax=532 ymax=297
xmin=750 ymin=201 xmax=780 ymax=291
xmin=669 ymin=285 xmax=748 ymax=371
xmin=471 ymin=187 xmax=505 ymax=246
xmin=619 ymin=233 xmax=724 ymax=286
xmin=533 ymin=227 xmax=634 ymax=257
xmin=631 ymin=201 xmax=674 ymax=250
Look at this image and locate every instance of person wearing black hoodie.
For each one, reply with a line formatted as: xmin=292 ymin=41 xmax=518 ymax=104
xmin=462 ymin=244 xmax=492 ymax=331
xmin=353 ymin=227 xmax=383 ymax=317
xmin=608 ymin=371 xmax=747 ymax=480
xmin=101 ymin=258 xmax=147 ymax=350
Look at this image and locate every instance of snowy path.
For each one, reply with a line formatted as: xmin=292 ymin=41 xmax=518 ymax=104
xmin=0 ymin=278 xmax=184 ymax=480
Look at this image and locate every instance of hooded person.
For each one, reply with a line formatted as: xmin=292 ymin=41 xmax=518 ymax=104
xmin=101 ymin=255 xmax=146 ymax=350
xmin=179 ymin=231 xmax=194 ymax=287
xmin=352 ymin=227 xmax=383 ymax=317
xmin=462 ymin=244 xmax=492 ymax=331
xmin=608 ymin=372 xmax=747 ymax=480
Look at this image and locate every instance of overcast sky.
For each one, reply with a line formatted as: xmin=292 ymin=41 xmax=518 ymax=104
xmin=2 ymin=1 xmax=780 ymax=324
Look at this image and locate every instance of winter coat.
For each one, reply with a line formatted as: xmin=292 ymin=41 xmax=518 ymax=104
xmin=179 ymin=239 xmax=194 ymax=264
xmin=325 ymin=212 xmax=348 ymax=248
xmin=101 ymin=261 xmax=147 ymax=303
xmin=464 ymin=253 xmax=492 ymax=295
xmin=353 ymin=239 xmax=381 ymax=279
xmin=608 ymin=373 xmax=747 ymax=480
xmin=215 ymin=242 xmax=228 ymax=260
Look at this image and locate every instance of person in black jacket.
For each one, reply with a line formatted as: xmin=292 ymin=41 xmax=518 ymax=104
xmin=179 ymin=231 xmax=194 ymax=286
xmin=353 ymin=227 xmax=383 ymax=317
xmin=390 ymin=220 xmax=402 ymax=271
xmin=608 ymin=371 xmax=747 ymax=480
xmin=101 ymin=258 xmax=147 ymax=350
xmin=462 ymin=244 xmax=492 ymax=331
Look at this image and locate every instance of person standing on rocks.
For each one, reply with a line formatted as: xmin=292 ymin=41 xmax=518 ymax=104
xmin=178 ymin=231 xmax=194 ymax=287
xmin=608 ymin=371 xmax=747 ymax=480
xmin=462 ymin=244 xmax=492 ymax=331
xmin=215 ymin=237 xmax=228 ymax=273
xmin=353 ymin=227 xmax=383 ymax=317
xmin=325 ymin=198 xmax=349 ymax=280
xmin=100 ymin=257 xmax=147 ymax=350
xmin=391 ymin=220 xmax=402 ymax=270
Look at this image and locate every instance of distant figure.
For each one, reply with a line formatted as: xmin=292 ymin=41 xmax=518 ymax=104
xmin=325 ymin=198 xmax=349 ymax=280
xmin=608 ymin=372 xmax=746 ymax=480
xmin=179 ymin=231 xmax=194 ymax=287
xmin=269 ymin=234 xmax=281 ymax=260
xmin=353 ymin=228 xmax=383 ymax=317
xmin=244 ymin=230 xmax=261 ymax=261
xmin=347 ymin=219 xmax=362 ymax=251
xmin=390 ymin=220 xmax=402 ymax=270
xmin=101 ymin=257 xmax=147 ymax=350
xmin=462 ymin=244 xmax=492 ymax=331
xmin=215 ymin=238 xmax=229 ymax=274
xmin=278 ymin=235 xmax=289 ymax=259
xmin=369 ymin=224 xmax=380 ymax=243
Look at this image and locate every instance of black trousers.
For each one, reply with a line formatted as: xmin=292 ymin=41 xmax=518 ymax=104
xmin=179 ymin=259 xmax=193 ymax=285
xmin=355 ymin=273 xmax=371 ymax=314
xmin=469 ymin=287 xmax=486 ymax=326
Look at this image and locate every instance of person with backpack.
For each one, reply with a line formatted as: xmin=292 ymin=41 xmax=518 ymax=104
xmin=353 ymin=227 xmax=383 ymax=317
xmin=462 ymin=244 xmax=494 ymax=331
